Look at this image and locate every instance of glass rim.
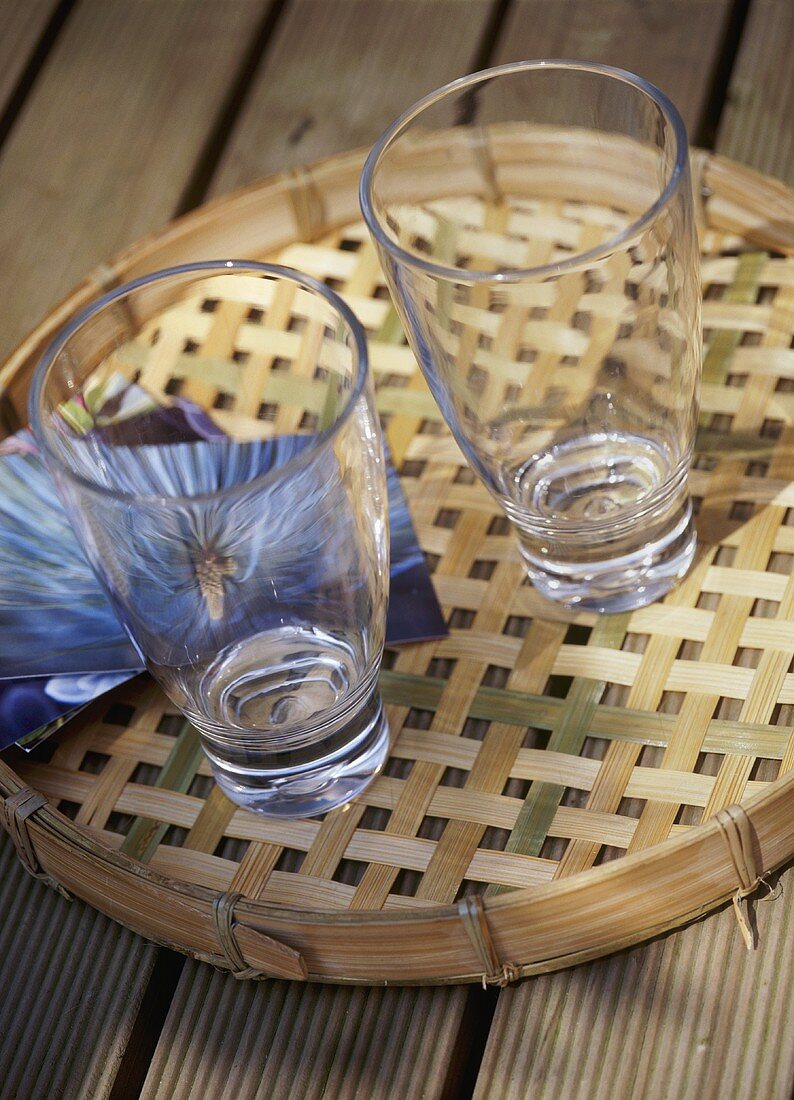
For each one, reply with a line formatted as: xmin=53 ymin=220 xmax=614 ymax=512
xmin=29 ymin=259 xmax=370 ymax=504
xmin=359 ymin=59 xmax=690 ymax=284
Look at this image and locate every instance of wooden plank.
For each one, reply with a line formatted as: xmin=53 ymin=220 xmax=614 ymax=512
xmin=492 ymin=0 xmax=734 ymax=135
xmin=474 ymin=7 xmax=794 ymax=1097
xmin=0 ymin=834 xmax=157 ymax=1100
xmin=126 ymin=9 xmax=500 ymax=1098
xmin=0 ymin=3 xmax=277 ymax=1096
xmin=474 ymin=867 xmax=794 ymax=1099
xmin=716 ymin=0 xmax=794 ymax=185
xmin=210 ymin=0 xmax=497 ymax=191
xmin=140 ymin=960 xmax=468 ymax=1100
xmin=0 ymin=0 xmax=61 ymax=111
xmin=0 ymin=0 xmax=273 ymax=362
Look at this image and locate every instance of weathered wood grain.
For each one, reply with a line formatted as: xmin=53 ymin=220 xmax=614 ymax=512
xmin=210 ymin=0 xmax=497 ymax=191
xmin=474 ymin=862 xmax=794 ymax=1100
xmin=0 ymin=0 xmax=61 ymax=112
xmin=717 ymin=0 xmax=794 ymax=185
xmin=0 ymin=835 xmax=157 ymax=1100
xmin=492 ymin=0 xmax=733 ymax=134
xmin=140 ymin=962 xmax=468 ymax=1100
xmin=0 ymin=0 xmax=273 ymax=362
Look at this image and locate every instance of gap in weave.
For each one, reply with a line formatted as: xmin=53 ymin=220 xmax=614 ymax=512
xmin=482 ymin=664 xmax=509 ymax=689
xmin=733 ymin=646 xmax=761 ymax=670
xmin=544 ymin=675 xmax=573 ymax=700
xmin=637 ymin=744 xmax=666 ymax=768
xmin=775 ymin=376 xmax=794 ymax=393
xmin=155 ymin=712 xmax=184 ymax=737
xmin=745 ymin=459 xmax=769 ymax=478
xmin=424 ymin=552 xmax=441 ymax=574
xmin=400 ymin=459 xmax=426 ymax=478
xmin=539 ymin=836 xmax=567 ymax=862
xmin=161 ymin=824 xmax=189 ymax=849
xmin=332 ymin=859 xmax=366 ymax=887
xmin=275 ymin=848 xmax=304 ymax=874
xmin=57 ymin=799 xmax=80 ymax=820
xmin=694 ymin=750 xmax=723 ymax=778
xmin=622 ymin=631 xmax=649 ymax=656
xmin=211 ymin=835 xmax=247 ymax=861
xmin=435 ymin=508 xmax=461 ymax=529
xmin=501 ymin=776 xmax=531 ymax=802
xmin=600 ymin=683 xmax=629 ymax=708
xmin=188 ymin=774 xmax=214 ymax=800
xmin=382 ymin=756 xmax=413 ymax=781
xmin=426 ymin=656 xmax=456 ymax=679
xmin=580 ymin=735 xmax=610 ymax=765
xmin=559 ymin=784 xmax=590 ymax=811
xmin=448 ymin=608 xmax=475 ymax=630
xmin=617 ymin=795 xmax=647 ymax=821
xmin=564 ymin=622 xmax=591 ymax=647
xmin=359 ymin=804 xmax=390 ymax=833
xmin=478 ymin=826 xmax=512 ymax=853
xmin=405 ymin=707 xmax=434 ymax=730
xmin=440 ymin=766 xmax=470 ymax=790
xmin=713 ymin=697 xmax=742 ymax=725
xmin=391 ymin=867 xmax=421 ymax=897
xmin=416 ymin=815 xmax=448 ymax=843
xmin=594 ymin=845 xmax=626 ymax=866
xmin=129 ymin=762 xmax=163 ymax=787
xmin=751 ymin=758 xmax=783 ymax=782
xmin=102 ymin=702 xmax=135 ymax=727
xmin=674 ymin=804 xmax=703 ymax=828
xmin=106 ymin=810 xmax=135 ymax=836
xmin=79 ymin=750 xmax=111 ymax=775
xmin=486 ymin=513 xmax=511 ymax=534
xmin=521 ymin=726 xmax=549 ymax=752
xmin=469 ymin=559 xmax=496 ymax=580
xmin=760 ymin=418 xmax=784 ymax=441
xmin=729 ymin=499 xmax=755 ymax=521
xmin=461 ymin=716 xmax=490 ymax=743
xmin=751 ymin=596 xmax=780 ymax=619
xmin=677 ymin=638 xmax=704 ymax=662
xmin=503 ymin=615 xmax=531 ymax=639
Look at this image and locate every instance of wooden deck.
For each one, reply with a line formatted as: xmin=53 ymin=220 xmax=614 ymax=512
xmin=0 ymin=2 xmax=792 ymax=1097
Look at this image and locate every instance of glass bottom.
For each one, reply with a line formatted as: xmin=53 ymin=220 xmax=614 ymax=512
xmin=517 ymin=503 xmax=696 ymax=613
xmin=204 ymin=695 xmax=389 ymax=817
xmin=503 ymin=432 xmax=697 ymax=613
xmin=176 ymin=626 xmax=390 ymax=817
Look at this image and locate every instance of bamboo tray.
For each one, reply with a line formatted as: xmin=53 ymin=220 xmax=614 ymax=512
xmin=1 ymin=148 xmax=793 ymax=986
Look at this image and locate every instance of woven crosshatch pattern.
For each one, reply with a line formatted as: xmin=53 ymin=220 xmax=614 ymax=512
xmin=8 ymin=186 xmax=794 ymax=919
xmin=0 ymin=151 xmax=792 ymax=984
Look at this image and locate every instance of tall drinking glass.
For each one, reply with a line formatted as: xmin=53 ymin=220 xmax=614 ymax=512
xmin=361 ymin=61 xmax=701 ymax=612
xmin=30 ymin=262 xmax=390 ymax=817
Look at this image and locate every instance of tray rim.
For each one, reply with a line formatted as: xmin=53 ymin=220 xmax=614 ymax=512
xmin=1 ymin=145 xmax=793 ymax=985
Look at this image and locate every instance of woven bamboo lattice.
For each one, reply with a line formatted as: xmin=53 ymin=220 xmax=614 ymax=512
xmin=0 ymin=148 xmax=792 ymax=985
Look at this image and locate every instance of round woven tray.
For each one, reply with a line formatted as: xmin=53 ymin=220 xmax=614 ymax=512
xmin=1 ymin=149 xmax=793 ymax=986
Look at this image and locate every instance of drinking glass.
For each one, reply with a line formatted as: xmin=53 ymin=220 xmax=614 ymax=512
xmin=361 ymin=61 xmax=701 ymax=612
xmin=30 ymin=261 xmax=390 ymax=817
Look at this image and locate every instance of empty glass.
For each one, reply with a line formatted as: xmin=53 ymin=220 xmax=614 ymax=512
xmin=30 ymin=262 xmax=390 ymax=817
xmin=361 ymin=61 xmax=701 ymax=612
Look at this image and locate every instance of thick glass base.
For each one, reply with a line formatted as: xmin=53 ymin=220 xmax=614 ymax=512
xmin=203 ymin=693 xmax=390 ymax=817
xmin=517 ymin=503 xmax=697 ymax=614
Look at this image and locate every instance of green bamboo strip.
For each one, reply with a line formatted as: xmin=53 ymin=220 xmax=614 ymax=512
xmin=379 ymin=670 xmax=791 ymax=756
xmin=121 ymin=720 xmax=205 ymax=864
xmin=701 ymin=251 xmax=766 ymax=386
xmin=488 ymin=615 xmax=630 ymax=883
